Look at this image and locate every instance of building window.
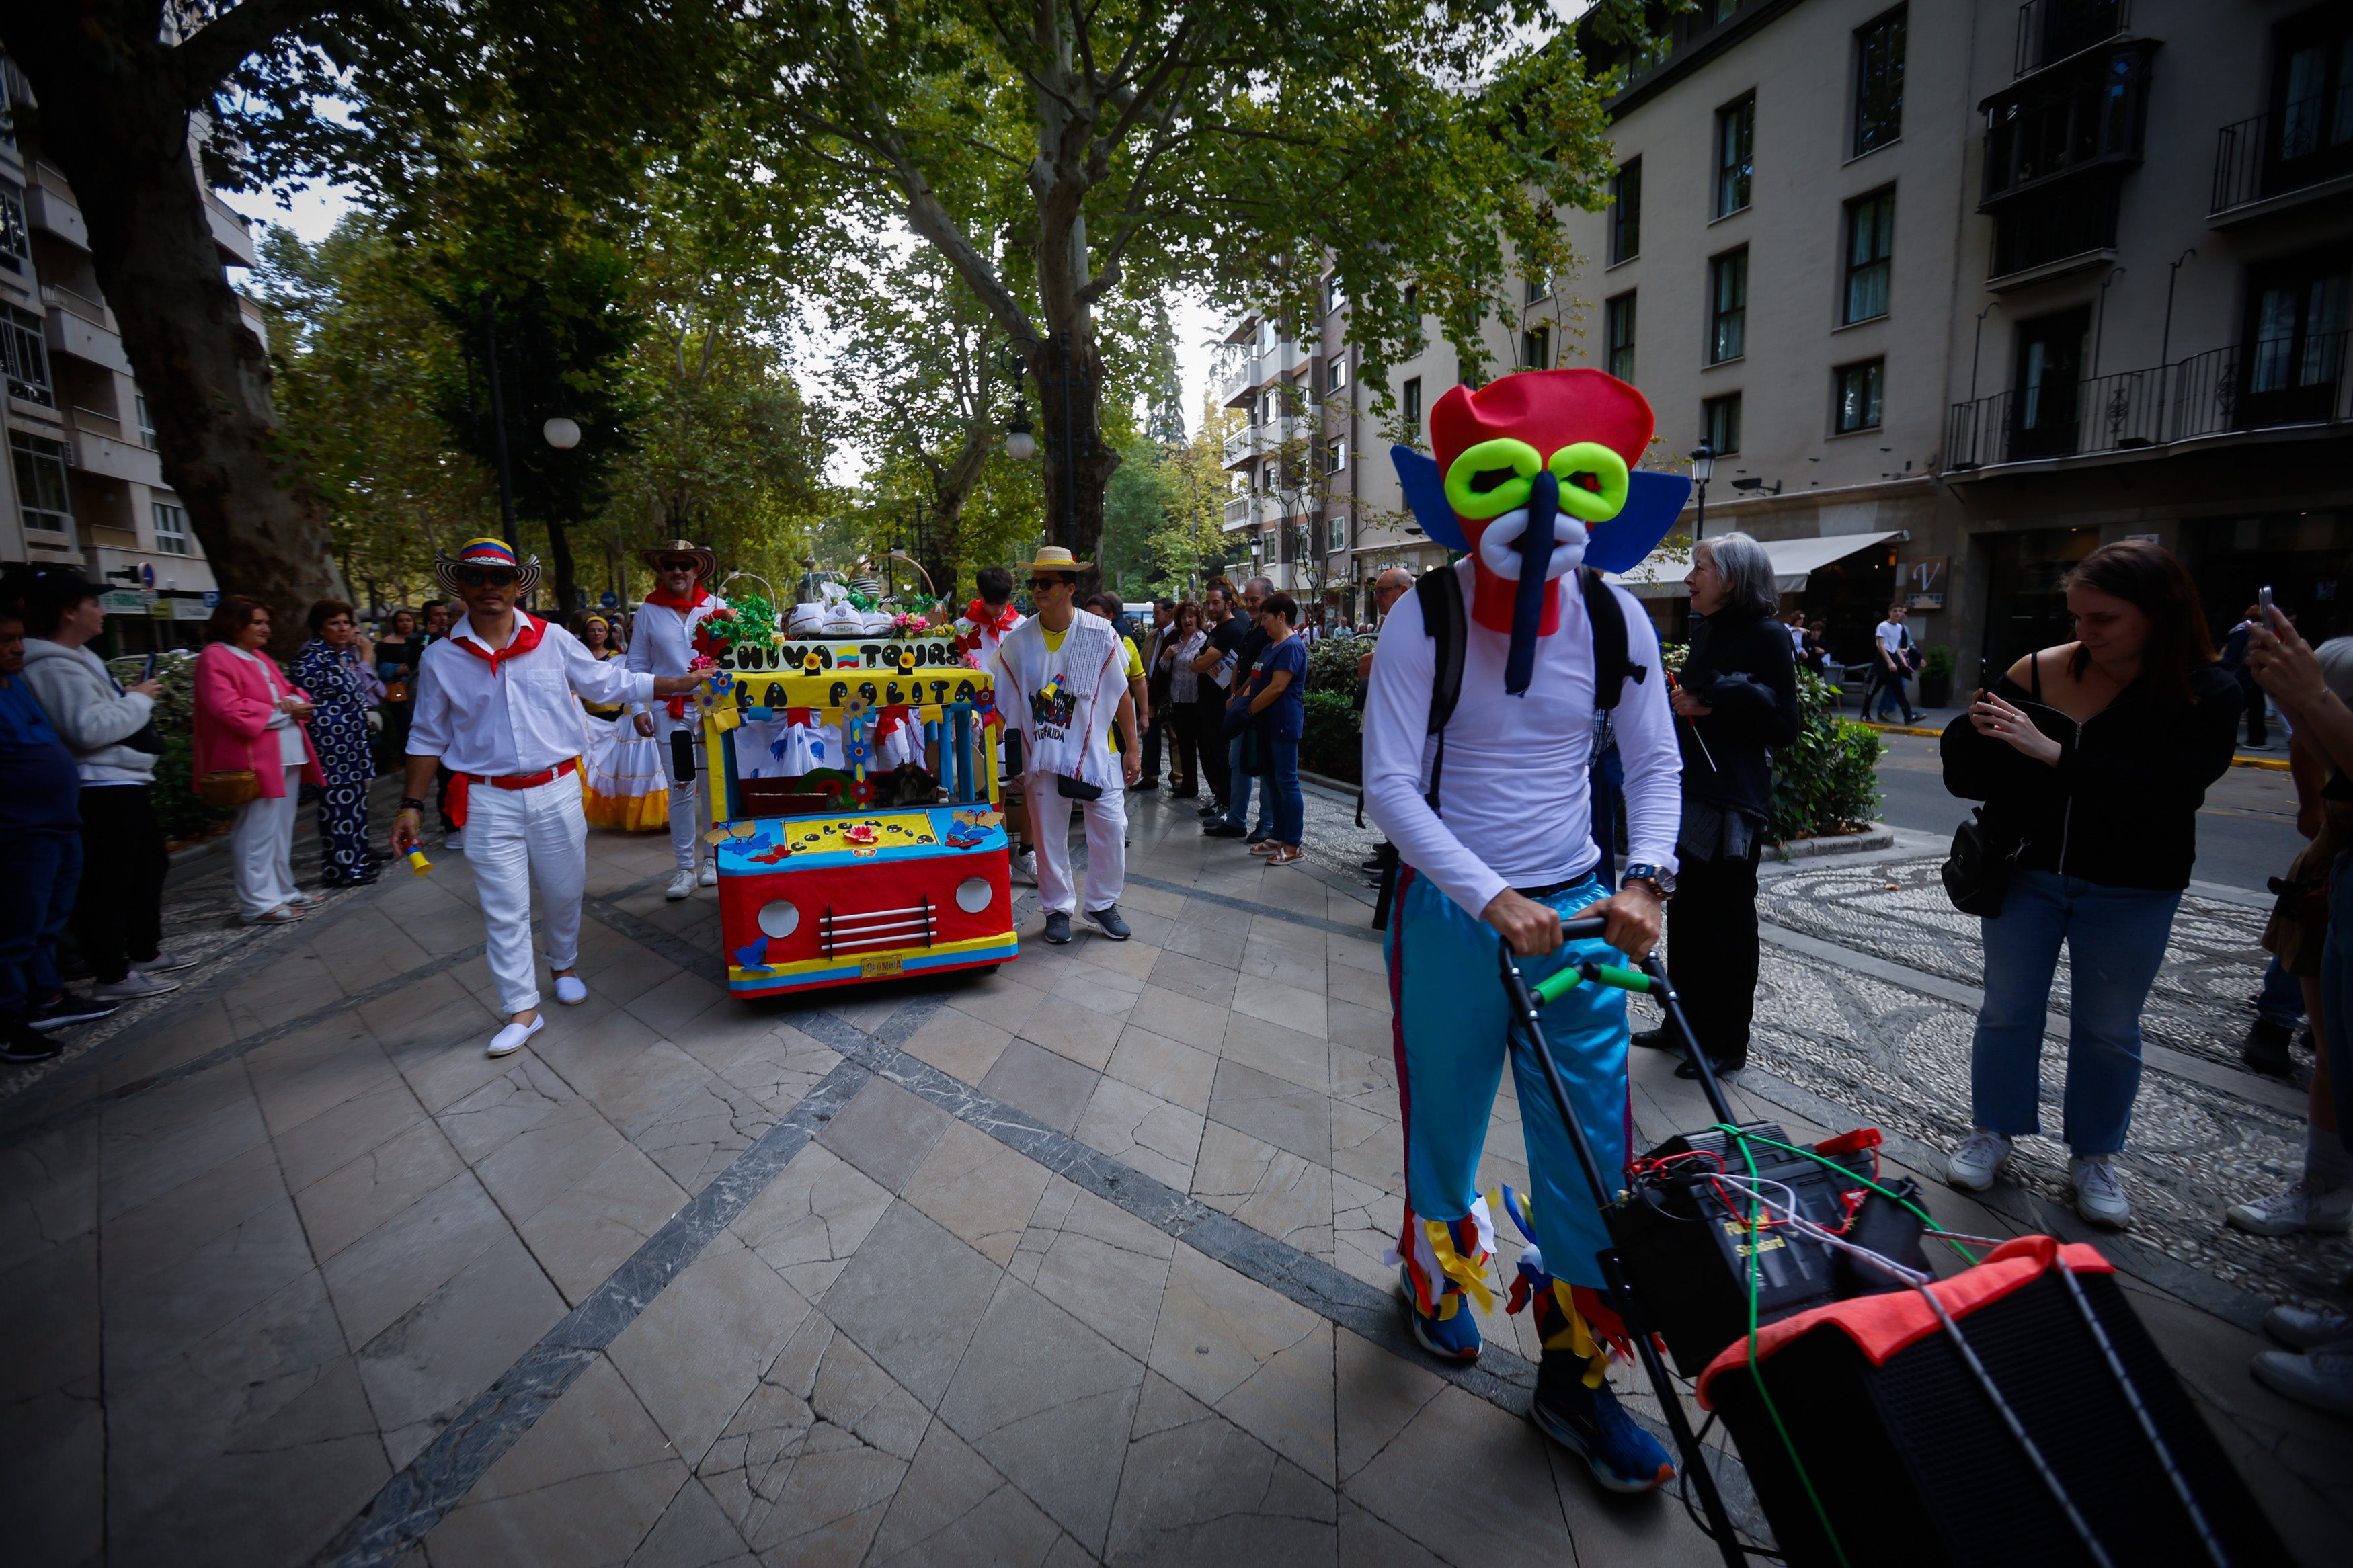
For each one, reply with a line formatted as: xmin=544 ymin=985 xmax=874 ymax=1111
xmin=1403 ymin=282 xmax=1419 ymax=318
xmin=1325 ymin=276 xmax=1347 ymax=315
xmin=1328 ymin=355 xmax=1348 ymax=393
xmin=1702 ymin=393 xmax=1743 ymax=456
xmin=11 ymin=430 xmax=73 ymax=534
xmin=136 ymin=393 xmax=157 ymax=449
xmin=1708 ymin=250 xmax=1747 ymax=364
xmin=152 ymin=501 xmax=191 ymax=556
xmin=3 ymin=304 xmax=52 ymax=405
xmin=0 ymin=179 xmax=26 ymax=273
xmin=1523 ymin=325 xmax=1551 ymax=371
xmin=1326 ymin=513 xmax=1349 ymax=555
xmin=1716 ymin=93 xmax=1755 ymax=218
xmin=1326 ymin=438 xmax=1348 ymax=474
xmin=1853 ymin=7 xmax=1906 ymax=157
xmin=1402 ymin=376 xmax=1423 ymax=440
xmin=1834 ymin=358 xmax=1884 ymax=432
xmin=1610 ymin=158 xmax=1642 ymax=263
xmin=1604 ymin=293 xmax=1636 ymax=380
xmin=1525 ymin=276 xmax=1547 ymax=304
xmin=1843 ymin=189 xmax=1895 ymax=323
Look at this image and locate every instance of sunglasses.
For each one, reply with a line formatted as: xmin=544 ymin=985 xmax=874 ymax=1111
xmin=457 ymin=568 xmax=520 ymax=589
xmin=1028 ymin=577 xmax=1074 ymax=591
xmin=657 ymin=560 xmax=699 ymax=573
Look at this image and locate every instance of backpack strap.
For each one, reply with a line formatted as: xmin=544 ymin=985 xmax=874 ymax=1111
xmin=1579 ymin=566 xmax=1646 ymax=710
xmin=1417 ymin=567 xmax=1467 ymax=813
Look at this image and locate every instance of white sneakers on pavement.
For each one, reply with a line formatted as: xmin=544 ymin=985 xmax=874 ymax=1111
xmin=487 ymin=1015 xmax=545 ymax=1057
xmin=2253 ymin=1339 xmax=2353 ymax=1418
xmin=2228 ymin=1180 xmax=2353 ymax=1237
xmin=444 ymin=830 xmax=466 ymax=853
xmin=1009 ymin=849 xmax=1038 ymax=887
xmin=1946 ymin=1130 xmax=2012 ymax=1192
xmin=664 ymin=868 xmax=696 ymax=901
xmin=130 ymin=949 xmax=197 ymax=976
xmin=698 ymin=860 xmax=717 ymax=887
xmin=2071 ymin=1155 xmax=2130 ymax=1227
xmin=2264 ymin=1304 xmax=2353 ymax=1349
xmin=93 ymin=972 xmax=179 ymax=1001
xmin=553 ymin=975 xmax=588 ymax=1005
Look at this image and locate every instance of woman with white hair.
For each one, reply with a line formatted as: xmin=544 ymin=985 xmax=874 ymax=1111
xmin=1637 ymin=532 xmax=1799 ymax=1077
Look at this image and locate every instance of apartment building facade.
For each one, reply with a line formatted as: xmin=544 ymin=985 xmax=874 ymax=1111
xmin=1260 ymin=0 xmax=2352 ymax=664
xmin=0 ymin=62 xmax=260 ymax=651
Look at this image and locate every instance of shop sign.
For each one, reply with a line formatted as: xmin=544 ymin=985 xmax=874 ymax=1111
xmin=99 ymin=589 xmax=149 ymax=615
xmin=1899 ymin=556 xmax=1948 ymax=611
xmin=171 ymin=597 xmax=212 ymax=620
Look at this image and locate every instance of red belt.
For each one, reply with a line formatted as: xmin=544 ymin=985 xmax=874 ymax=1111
xmin=446 ymin=757 xmax=577 ymax=827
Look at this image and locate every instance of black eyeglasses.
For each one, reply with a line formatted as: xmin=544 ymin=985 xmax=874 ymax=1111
xmin=458 ymin=569 xmax=519 ymax=589
xmin=1028 ymin=577 xmax=1074 ymax=591
xmin=657 ymin=560 xmax=699 ymax=573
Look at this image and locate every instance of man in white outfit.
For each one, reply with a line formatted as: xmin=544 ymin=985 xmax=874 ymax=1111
xmin=627 ymin=540 xmax=727 ymax=900
xmin=992 ymin=547 xmax=1142 ymax=944
xmin=393 ymin=538 xmax=700 ymax=1057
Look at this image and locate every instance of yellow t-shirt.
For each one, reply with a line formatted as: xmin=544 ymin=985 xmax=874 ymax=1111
xmin=1035 ymin=626 xmax=1141 ymax=753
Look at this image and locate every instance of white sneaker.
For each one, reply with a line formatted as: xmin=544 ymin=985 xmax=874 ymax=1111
xmin=664 ymin=868 xmax=696 ymax=901
xmin=2264 ymin=1304 xmax=2353 ymax=1350
xmin=282 ymin=889 xmax=315 ymax=907
xmin=1946 ymin=1130 xmax=2012 ymax=1192
xmin=93 ymin=971 xmax=180 ymax=1001
xmin=697 ymin=860 xmax=717 ymax=887
xmin=2229 ymin=1180 xmax=2353 ymax=1237
xmin=2072 ymin=1155 xmax=2131 ymax=1227
xmin=129 ymin=949 xmax=198 ymax=976
xmin=1009 ymin=850 xmax=1038 ymax=887
xmin=444 ymin=829 xmax=465 ymax=853
xmin=553 ymin=975 xmax=588 ymax=1005
xmin=2251 ymin=1341 xmax=2353 ymax=1419
xmin=487 ymin=1015 xmax=545 ymax=1057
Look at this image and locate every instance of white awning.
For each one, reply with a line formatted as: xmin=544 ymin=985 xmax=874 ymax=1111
xmin=1606 ymin=530 xmax=1905 ymax=599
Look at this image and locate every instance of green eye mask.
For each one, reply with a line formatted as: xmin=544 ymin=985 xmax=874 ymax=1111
xmin=1546 ymin=442 xmax=1630 ymax=523
xmin=1443 ymin=438 xmax=1542 ymax=520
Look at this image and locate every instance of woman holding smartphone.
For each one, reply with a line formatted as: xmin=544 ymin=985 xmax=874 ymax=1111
xmin=1940 ymin=540 xmax=2240 ymax=1226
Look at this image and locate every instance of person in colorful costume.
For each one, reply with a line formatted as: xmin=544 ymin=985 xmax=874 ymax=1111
xmin=579 ymin=614 xmax=671 ymax=832
xmin=1363 ymin=368 xmax=1690 ymax=1491
xmin=627 ymin=540 xmax=728 ymax=901
xmin=393 ymin=539 xmax=700 ymax=1057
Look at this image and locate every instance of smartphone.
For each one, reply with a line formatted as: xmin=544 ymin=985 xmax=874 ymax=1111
xmin=141 ymin=653 xmax=156 ymax=681
xmin=2260 ymin=585 xmax=2275 ymax=621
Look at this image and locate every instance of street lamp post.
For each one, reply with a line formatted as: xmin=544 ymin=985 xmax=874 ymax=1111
xmin=482 ymin=297 xmax=520 ymax=552
xmin=1689 ymin=443 xmax=1716 ymax=540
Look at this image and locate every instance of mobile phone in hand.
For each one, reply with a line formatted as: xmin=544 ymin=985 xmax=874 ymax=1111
xmin=2260 ymin=585 xmax=2275 ymax=621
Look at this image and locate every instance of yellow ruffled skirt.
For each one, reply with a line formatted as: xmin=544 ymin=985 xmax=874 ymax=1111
xmin=581 ymin=718 xmax=671 ymax=831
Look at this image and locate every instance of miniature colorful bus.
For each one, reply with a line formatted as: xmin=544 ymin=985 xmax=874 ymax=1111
xmin=694 ymin=641 xmax=1016 ymax=997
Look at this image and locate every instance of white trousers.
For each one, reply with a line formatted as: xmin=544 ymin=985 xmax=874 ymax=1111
xmin=467 ymin=774 xmax=588 ymax=1016
xmin=1024 ymin=769 xmax=1126 ymax=915
xmin=229 ymin=766 xmax=305 ymax=919
xmin=652 ymin=712 xmax=705 ymax=870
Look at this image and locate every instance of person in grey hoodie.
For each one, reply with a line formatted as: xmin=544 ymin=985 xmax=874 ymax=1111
xmin=19 ymin=572 xmax=190 ymax=1001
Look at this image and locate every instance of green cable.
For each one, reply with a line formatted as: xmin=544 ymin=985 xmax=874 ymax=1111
xmin=1712 ymin=1125 xmax=1985 ymax=1268
xmin=1729 ymin=1126 xmax=1851 ymax=1568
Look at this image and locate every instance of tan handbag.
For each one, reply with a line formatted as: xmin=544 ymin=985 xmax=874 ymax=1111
xmin=382 ymin=678 xmax=409 ymax=704
xmin=198 ymin=770 xmax=260 ymax=809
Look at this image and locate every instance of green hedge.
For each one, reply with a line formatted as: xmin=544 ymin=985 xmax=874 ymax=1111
xmin=1300 ymin=690 xmax=1359 ymax=782
xmin=1765 ymin=667 xmax=1886 ymax=841
xmin=111 ymin=648 xmax=237 ymax=845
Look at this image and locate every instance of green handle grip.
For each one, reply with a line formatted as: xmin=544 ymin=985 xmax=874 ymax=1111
xmin=1531 ymin=967 xmax=1584 ymax=1006
xmin=1530 ymin=959 xmax=1652 ymax=1008
xmin=1587 ymin=963 xmax=1652 ymax=993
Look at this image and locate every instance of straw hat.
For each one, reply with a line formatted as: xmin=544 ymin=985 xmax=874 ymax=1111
xmin=1023 ymin=545 xmax=1092 ymax=573
xmin=639 ymin=538 xmax=719 ymax=579
xmin=433 ymin=536 xmax=541 ymax=598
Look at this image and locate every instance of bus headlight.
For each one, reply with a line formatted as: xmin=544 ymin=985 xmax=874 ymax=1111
xmin=758 ymin=900 xmax=800 ymax=938
xmin=955 ymin=877 xmax=993 ymax=913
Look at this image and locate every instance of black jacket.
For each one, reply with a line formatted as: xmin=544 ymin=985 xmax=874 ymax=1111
xmin=1678 ymin=608 xmax=1801 ymax=820
xmin=1940 ymin=660 xmax=2241 ymax=891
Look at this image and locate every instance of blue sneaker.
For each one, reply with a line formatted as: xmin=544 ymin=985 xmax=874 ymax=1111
xmin=1043 ymin=912 xmax=1072 ymax=944
xmin=1531 ymin=1362 xmax=1675 ymax=1493
xmin=1401 ymin=1266 xmax=1482 ymax=1361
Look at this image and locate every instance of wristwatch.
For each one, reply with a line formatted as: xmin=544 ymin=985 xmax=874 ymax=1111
xmin=397 ymin=797 xmax=426 ymax=815
xmin=1622 ymin=862 xmax=1676 ymax=900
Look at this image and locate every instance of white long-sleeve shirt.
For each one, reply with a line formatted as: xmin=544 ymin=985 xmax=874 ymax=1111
xmin=625 ymin=595 xmax=725 ymax=716
xmin=1363 ymin=559 xmax=1681 ymax=919
xmin=409 ymin=616 xmax=653 ymax=777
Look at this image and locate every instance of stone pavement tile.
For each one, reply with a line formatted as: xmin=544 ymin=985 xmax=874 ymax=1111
xmin=608 ymin=1232 xmax=814 ymax=1473
xmin=272 ymin=1068 xmax=432 ymax=1194
xmin=243 ymin=1014 xmax=401 ymax=1137
xmin=1222 ymin=1012 xmax=1332 ymax=1094
xmin=730 ymin=1143 xmax=893 ymax=1302
xmin=1103 ymin=1372 xmax=1337 ymax=1567
xmin=99 ymin=1136 xmax=281 ymax=1289
xmin=1240 ymin=936 xmax=1326 ymax=991
xmin=81 ymin=994 xmax=238 ymax=1098
xmin=900 ymin=1004 xmax=1014 ymax=1084
xmin=432 ymin=1053 xmax=580 ymax=1165
xmin=1163 ymin=918 xmax=1249 ymax=971
xmin=936 ymin=1274 xmax=1146 ymax=1553
xmin=1337 ymin=1497 xmax=1447 ymax=1567
xmin=1105 ymin=1024 xmax=1218 ymax=1114
xmin=626 ymin=1070 xmax=774 ymax=1198
xmin=625 ymin=1477 xmax=756 ymax=1568
xmin=1147 ymin=1246 xmax=1335 ymax=1485
xmin=470 ymin=1087 xmax=634 ymax=1225
xmin=981 ymin=1038 xmax=1104 ymax=1133
xmin=1125 ymin=982 xmax=1228 ymax=1052
xmin=1208 ymin=1058 xmax=1333 ymax=1163
xmin=816 ymin=1076 xmax=953 ymax=1194
xmin=102 ymin=1191 xmax=317 ymax=1383
xmin=867 ymin=1417 xmax=1071 ymax=1567
xmin=1008 ymin=1177 xmax=1177 ymax=1363
xmin=1343 ymin=1379 xmax=1575 ymax=1564
xmin=1144 ymin=948 xmax=1238 ymax=1007
xmin=1332 ymin=1095 xmax=1406 ymax=1194
xmin=573 ymin=918 xmax=684 ymax=1007
xmin=1193 ymin=1120 xmax=1335 ymax=1259
xmin=321 ymin=1169 xmax=512 ymax=1349
xmin=2 ymin=1232 xmax=96 ymax=1405
xmin=2 ymin=1383 xmax=103 ymax=1566
xmin=223 ymin=946 xmax=342 ymax=1034
xmin=1080 ymin=934 xmax=1164 ymax=983
xmin=1045 ymin=963 xmax=1146 ymax=1025
xmin=1119 ymin=881 xmax=1191 ymax=920
xmin=293 ymin=1118 xmax=467 ymax=1262
xmin=1334 ymin=1327 xmax=1447 ymax=1481
xmin=426 ymin=1356 xmax=688 ymax=1568
xmin=357 ymin=1230 xmax=569 ymax=1467
xmin=1232 ymin=970 xmax=1329 ymax=1040
xmin=822 ymin=1200 xmax=1003 ymax=1407
xmin=699 ymin=1311 xmax=930 ymax=1561
xmin=692 ymin=1022 xmax=841 ymax=1122
xmin=97 ymin=1065 xmax=269 ymax=1222
xmin=514 ymin=1141 xmax=691 ymax=1305
xmin=532 ymin=1010 xmax=698 ymax=1124
xmin=1016 ymin=997 xmax=1128 ymax=1071
xmin=306 ymin=905 xmax=436 ymax=993
xmin=943 ymin=971 xmax=1048 ymax=1036
xmin=623 ymin=967 xmax=733 ymax=1041
xmin=378 ymin=1001 xmax=518 ymax=1117
xmin=1329 ymin=930 xmax=1386 ymax=976
xmin=0 ymin=1118 xmax=95 ymax=1277
xmin=903 ymin=1118 xmax=1055 ymax=1266
xmin=1332 ymin=1171 xmax=1401 ymax=1290
xmin=1328 ymin=997 xmax=1392 ymax=1055
xmin=1074 ymin=1075 xmax=1206 ymax=1192
xmin=1248 ymin=911 xmax=1327 ymax=954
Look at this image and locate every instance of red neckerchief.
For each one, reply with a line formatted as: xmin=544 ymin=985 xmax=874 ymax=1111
xmin=966 ymin=598 xmax=1018 ymax=634
xmin=645 ymin=584 xmax=711 ymax=612
xmin=449 ymin=615 xmax=547 ymax=671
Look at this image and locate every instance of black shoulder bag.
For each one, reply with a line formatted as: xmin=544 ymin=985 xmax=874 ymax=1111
xmin=1941 ymin=807 xmax=2018 ymax=917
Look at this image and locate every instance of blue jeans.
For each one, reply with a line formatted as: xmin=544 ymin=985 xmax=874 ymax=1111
xmin=1224 ymin=732 xmax=1269 ymax=831
xmin=1972 ymin=868 xmax=2180 ymax=1155
xmin=2315 ymin=857 xmax=2353 ymax=1154
xmin=2256 ymin=952 xmax=2306 ymax=1030
xmin=1266 ymin=741 xmax=1303 ymax=845
xmin=0 ymin=828 xmax=81 ymax=1018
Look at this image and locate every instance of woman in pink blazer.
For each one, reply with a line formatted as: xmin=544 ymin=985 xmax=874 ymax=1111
xmin=194 ymin=597 xmax=323 ymax=923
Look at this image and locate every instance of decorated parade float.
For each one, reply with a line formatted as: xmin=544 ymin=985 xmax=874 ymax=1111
xmin=682 ymin=566 xmax=1018 ymax=997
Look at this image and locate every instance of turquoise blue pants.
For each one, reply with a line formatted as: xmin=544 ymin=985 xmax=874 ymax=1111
xmin=1386 ymin=866 xmax=1631 ymax=1293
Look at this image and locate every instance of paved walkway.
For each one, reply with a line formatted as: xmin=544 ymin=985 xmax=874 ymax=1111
xmin=4 ymin=789 xmax=2346 ymax=1565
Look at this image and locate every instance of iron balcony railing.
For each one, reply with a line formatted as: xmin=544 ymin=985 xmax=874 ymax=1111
xmin=1945 ymin=330 xmax=2352 ymax=470
xmin=2211 ymin=94 xmax=2353 ymax=215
